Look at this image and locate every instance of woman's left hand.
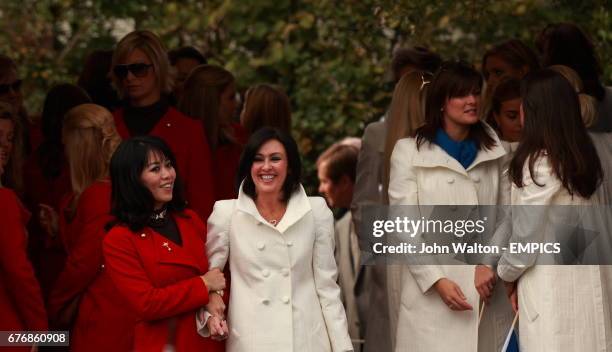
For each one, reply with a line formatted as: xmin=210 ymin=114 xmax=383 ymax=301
xmin=207 ymin=315 xmax=229 ymax=341
xmin=206 ymin=291 xmax=226 ymax=318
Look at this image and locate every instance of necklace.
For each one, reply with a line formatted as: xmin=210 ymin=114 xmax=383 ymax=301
xmin=149 ymin=207 xmax=168 ymax=227
xmin=268 ymin=219 xmax=278 ymax=226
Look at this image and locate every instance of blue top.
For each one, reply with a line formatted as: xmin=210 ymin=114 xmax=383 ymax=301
xmin=434 ymin=128 xmax=478 ymax=169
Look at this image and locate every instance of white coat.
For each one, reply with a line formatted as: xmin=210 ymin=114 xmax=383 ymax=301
xmin=206 ymin=185 xmax=353 ymax=352
xmin=497 ymin=155 xmax=612 ymax=352
xmin=388 ymin=127 xmax=507 ymax=352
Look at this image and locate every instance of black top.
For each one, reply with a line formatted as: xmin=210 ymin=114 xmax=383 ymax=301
xmin=148 ymin=208 xmax=182 ymax=246
xmin=123 ymin=97 xmax=169 ymax=136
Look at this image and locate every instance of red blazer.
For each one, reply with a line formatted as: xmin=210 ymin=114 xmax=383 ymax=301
xmin=103 ymin=209 xmax=224 ymax=352
xmin=113 ymin=106 xmax=215 ymax=220
xmin=0 ymin=188 xmax=47 ymax=332
xmin=213 ymin=123 xmax=247 ymax=201
xmin=47 ymin=181 xmax=136 ymax=351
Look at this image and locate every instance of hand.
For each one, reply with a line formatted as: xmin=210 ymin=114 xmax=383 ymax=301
xmin=474 ymin=265 xmax=496 ymax=303
xmin=207 ymin=315 xmax=229 ymax=341
xmin=206 ymin=292 xmax=226 ymax=318
xmin=434 ymin=278 xmax=473 ymax=311
xmin=201 ymin=268 xmax=226 ymax=291
xmin=504 ymin=281 xmax=518 ymax=313
xmin=39 ymin=203 xmax=59 ymax=237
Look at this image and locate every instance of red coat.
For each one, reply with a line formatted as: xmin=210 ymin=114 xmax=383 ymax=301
xmin=213 ymin=124 xmax=247 ymax=201
xmin=103 ymin=209 xmax=224 ymax=352
xmin=47 ymin=181 xmax=137 ymax=351
xmin=113 ymin=107 xmax=215 ymax=220
xmin=0 ymin=188 xmax=47 ymax=348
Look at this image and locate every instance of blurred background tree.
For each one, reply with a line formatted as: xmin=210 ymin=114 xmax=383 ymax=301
xmin=1 ymin=0 xmax=609 ymax=191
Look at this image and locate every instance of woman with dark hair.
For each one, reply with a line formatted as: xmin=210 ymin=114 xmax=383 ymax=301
xmin=388 ymin=61 xmax=509 ymax=351
xmin=485 ymin=78 xmax=522 ymax=143
xmin=111 ymin=30 xmax=215 ymax=220
xmin=482 ymin=39 xmax=539 ymax=93
xmin=179 ymin=64 xmax=246 ymax=200
xmin=536 ymin=23 xmax=611 ymax=132
xmin=22 ymin=84 xmax=91 ymax=296
xmin=103 ymin=135 xmax=226 ymax=352
xmin=497 ymin=69 xmax=611 ymax=351
xmin=203 ymin=127 xmax=353 ymax=351
xmin=77 ymin=50 xmax=120 ymax=111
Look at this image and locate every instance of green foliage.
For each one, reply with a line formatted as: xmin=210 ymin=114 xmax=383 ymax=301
xmin=1 ymin=0 xmax=610 ymax=192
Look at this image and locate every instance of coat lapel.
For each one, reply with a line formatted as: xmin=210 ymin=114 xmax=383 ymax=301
xmin=153 ymin=215 xmax=205 ymax=272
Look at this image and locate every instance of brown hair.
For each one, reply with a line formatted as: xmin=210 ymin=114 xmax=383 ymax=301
xmin=178 ymin=65 xmax=235 ymax=150
xmin=316 ymin=143 xmax=359 ymax=184
xmin=63 ymin=104 xmax=121 ymax=198
xmin=242 ymin=84 xmax=291 ymax=136
xmin=383 ymin=70 xmax=430 ymax=202
xmin=0 ymin=102 xmax=23 ymax=193
xmin=391 ymin=47 xmax=442 ymax=82
xmin=417 ymin=61 xmax=495 ymax=150
xmin=111 ymin=30 xmax=173 ymax=98
xmin=485 ymin=78 xmax=521 ymax=133
xmin=549 ymin=65 xmax=598 ymax=128
xmin=481 ymin=39 xmax=540 ymax=81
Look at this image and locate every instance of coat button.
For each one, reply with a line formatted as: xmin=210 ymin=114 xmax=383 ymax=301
xmin=166 ymin=123 xmax=171 ymax=127
xmin=281 ymin=269 xmax=289 ymax=277
xmin=472 ymin=176 xmax=481 ymax=183
xmin=262 ymin=269 xmax=270 ymax=278
xmin=447 ymin=177 xmax=455 ymax=184
xmin=140 ymin=233 xmax=146 ymax=238
xmin=100 ymin=264 xmax=105 ymax=269
xmin=282 ymin=296 xmax=290 ymax=304
xmin=286 ymin=241 xmax=293 ymax=247
xmin=262 ymin=298 xmax=270 ymax=305
xmin=257 ymin=242 xmax=265 ymax=250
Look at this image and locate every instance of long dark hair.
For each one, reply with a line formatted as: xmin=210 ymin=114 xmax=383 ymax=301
xmin=416 ymin=61 xmax=495 ymax=150
xmin=108 ymin=136 xmax=186 ymax=231
xmin=536 ymin=23 xmax=604 ymax=101
xmin=236 ymin=127 xmax=301 ymax=202
xmin=37 ymin=84 xmax=91 ymax=179
xmin=510 ymin=69 xmax=602 ymax=198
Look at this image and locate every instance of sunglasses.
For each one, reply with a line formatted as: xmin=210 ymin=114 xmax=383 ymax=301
xmin=113 ymin=63 xmax=153 ymax=79
xmin=0 ymin=79 xmax=22 ymax=95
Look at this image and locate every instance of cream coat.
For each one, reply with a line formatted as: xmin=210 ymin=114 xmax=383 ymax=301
xmin=497 ymin=155 xmax=612 ymax=352
xmin=388 ymin=130 xmax=506 ymax=352
xmin=206 ymin=185 xmax=353 ymax=352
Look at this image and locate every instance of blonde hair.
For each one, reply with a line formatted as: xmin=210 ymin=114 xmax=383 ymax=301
xmin=242 ymin=84 xmax=291 ymax=135
xmin=111 ymin=30 xmax=173 ymax=98
xmin=382 ymin=71 xmax=429 ymax=203
xmin=0 ymin=102 xmax=24 ymax=193
xmin=549 ymin=65 xmax=598 ymax=128
xmin=63 ymin=104 xmax=121 ymax=197
xmin=178 ymin=65 xmax=235 ymax=150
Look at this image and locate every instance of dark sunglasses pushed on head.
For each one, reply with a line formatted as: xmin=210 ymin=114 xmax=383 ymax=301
xmin=0 ymin=79 xmax=22 ymax=95
xmin=113 ymin=63 xmax=153 ymax=79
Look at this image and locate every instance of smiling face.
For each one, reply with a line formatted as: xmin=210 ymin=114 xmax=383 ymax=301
xmin=140 ymin=151 xmax=176 ymax=210
xmin=494 ymin=98 xmax=522 ymax=142
xmin=119 ymin=48 xmax=159 ymax=106
xmin=250 ymin=139 xmax=288 ymax=198
xmin=0 ymin=118 xmax=14 ymax=168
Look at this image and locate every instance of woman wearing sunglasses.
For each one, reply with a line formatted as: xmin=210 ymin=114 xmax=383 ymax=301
xmin=110 ymin=30 xmax=215 ymax=221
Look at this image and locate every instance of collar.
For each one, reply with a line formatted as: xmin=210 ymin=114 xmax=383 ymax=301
xmin=236 ymin=182 xmax=312 ymax=233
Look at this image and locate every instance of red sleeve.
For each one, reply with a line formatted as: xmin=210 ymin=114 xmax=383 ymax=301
xmin=183 ymin=119 xmax=215 ymax=221
xmin=47 ymin=186 xmax=111 ymax=320
xmin=0 ymin=190 xmax=48 ymax=330
xmin=102 ymin=228 xmax=210 ymax=321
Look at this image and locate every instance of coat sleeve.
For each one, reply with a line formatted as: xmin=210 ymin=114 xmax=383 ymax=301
xmin=206 ymin=200 xmax=234 ymax=270
xmin=102 ymin=228 xmax=209 ymax=321
xmin=388 ymin=139 xmax=445 ymax=294
xmin=48 ymin=188 xmax=111 ymax=320
xmin=0 ymin=190 xmax=47 ymax=330
xmin=497 ymin=156 xmax=560 ymax=282
xmin=311 ymin=198 xmax=354 ymax=352
xmin=184 ymin=119 xmax=215 ymax=222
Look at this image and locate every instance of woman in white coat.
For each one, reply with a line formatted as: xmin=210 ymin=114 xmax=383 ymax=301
xmin=497 ymin=69 xmax=612 ymax=351
xmin=204 ymin=127 xmax=353 ymax=352
xmin=388 ymin=61 xmax=507 ymax=351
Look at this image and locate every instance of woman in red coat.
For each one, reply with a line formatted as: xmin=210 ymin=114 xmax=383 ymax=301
xmin=44 ymin=104 xmax=136 ymax=351
xmin=110 ymin=30 xmax=215 ymax=220
xmin=103 ymin=135 xmax=227 ymax=351
xmin=0 ymin=188 xmax=47 ymax=351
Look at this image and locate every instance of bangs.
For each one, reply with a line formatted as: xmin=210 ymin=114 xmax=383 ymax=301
xmin=446 ymin=69 xmax=482 ymax=98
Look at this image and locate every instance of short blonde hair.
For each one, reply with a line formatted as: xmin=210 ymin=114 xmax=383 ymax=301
xmin=111 ymin=30 xmax=173 ymax=98
xmin=549 ymin=65 xmax=598 ymax=128
xmin=63 ymin=104 xmax=121 ymax=196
